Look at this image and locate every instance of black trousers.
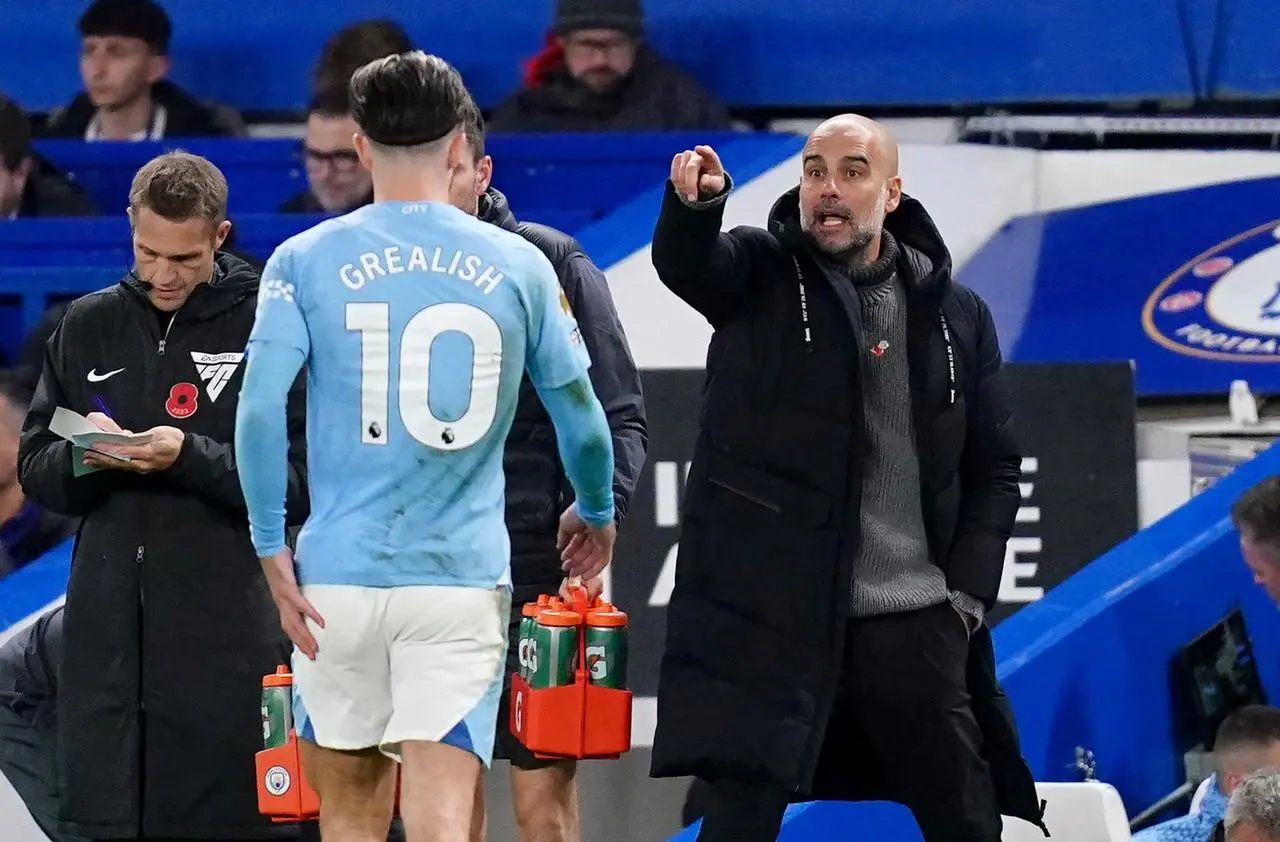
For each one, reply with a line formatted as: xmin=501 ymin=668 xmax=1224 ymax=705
xmin=697 ymin=601 xmax=1003 ymax=842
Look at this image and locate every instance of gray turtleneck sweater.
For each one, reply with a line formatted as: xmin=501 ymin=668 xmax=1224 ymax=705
xmin=842 ymin=233 xmax=983 ymax=628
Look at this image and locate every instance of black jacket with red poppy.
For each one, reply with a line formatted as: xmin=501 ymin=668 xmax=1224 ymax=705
xmin=17 ymin=253 xmax=308 ymax=840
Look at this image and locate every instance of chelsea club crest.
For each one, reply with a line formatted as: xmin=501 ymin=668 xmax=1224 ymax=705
xmin=1143 ymin=219 xmax=1280 ymax=362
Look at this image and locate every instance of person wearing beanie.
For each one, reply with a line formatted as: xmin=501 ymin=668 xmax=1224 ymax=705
xmin=488 ymin=0 xmax=732 ymax=133
xmin=43 ymin=0 xmax=243 ymax=141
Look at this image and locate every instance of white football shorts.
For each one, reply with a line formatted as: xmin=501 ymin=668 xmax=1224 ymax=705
xmin=290 ymin=584 xmax=510 ymax=765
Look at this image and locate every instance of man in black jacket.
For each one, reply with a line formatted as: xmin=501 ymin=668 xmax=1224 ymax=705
xmin=18 ymin=151 xmax=308 ymax=841
xmin=454 ymin=104 xmax=648 ymax=841
xmin=0 ymin=96 xmax=99 ymax=220
xmin=648 ymin=116 xmax=1045 ymax=842
xmin=42 ymin=0 xmax=243 ymax=141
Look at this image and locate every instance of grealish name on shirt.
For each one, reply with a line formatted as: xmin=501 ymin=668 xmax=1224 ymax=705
xmin=339 ymin=246 xmax=506 ymax=294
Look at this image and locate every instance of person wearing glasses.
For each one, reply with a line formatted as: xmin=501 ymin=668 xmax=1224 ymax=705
xmin=278 ymin=88 xmax=373 ymax=216
xmin=487 ymin=0 xmax=732 ymax=133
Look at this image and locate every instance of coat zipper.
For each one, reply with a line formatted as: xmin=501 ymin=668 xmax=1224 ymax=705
xmin=136 ymin=545 xmax=146 ymax=712
xmin=157 ymin=313 xmax=176 ymax=355
xmin=136 ymin=545 xmax=146 ymax=608
xmin=142 ymin=307 xmax=174 ymax=732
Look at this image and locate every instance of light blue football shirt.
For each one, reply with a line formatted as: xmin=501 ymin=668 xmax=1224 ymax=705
xmin=246 ymin=201 xmax=592 ymax=589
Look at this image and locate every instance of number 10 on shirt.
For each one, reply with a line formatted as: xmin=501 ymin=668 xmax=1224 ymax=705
xmin=346 ymin=300 xmax=504 ymax=451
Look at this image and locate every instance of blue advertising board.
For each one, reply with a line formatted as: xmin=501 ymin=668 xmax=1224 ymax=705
xmin=957 ymin=175 xmax=1280 ymax=398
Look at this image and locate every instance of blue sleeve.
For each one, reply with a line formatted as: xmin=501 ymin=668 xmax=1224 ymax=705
xmin=523 ymin=247 xmax=591 ymax=390
xmin=237 ymin=243 xmax=310 ymax=556
xmin=536 ymin=373 xmax=615 ymax=528
xmin=249 ymin=243 xmax=310 ymax=356
xmin=236 ymin=341 xmax=306 ymax=556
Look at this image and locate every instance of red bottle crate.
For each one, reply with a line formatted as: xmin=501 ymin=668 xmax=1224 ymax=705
xmin=509 ymin=588 xmax=633 ymax=760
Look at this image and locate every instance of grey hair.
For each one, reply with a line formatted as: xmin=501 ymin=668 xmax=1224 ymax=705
xmin=1226 ymin=767 xmax=1280 ymax=838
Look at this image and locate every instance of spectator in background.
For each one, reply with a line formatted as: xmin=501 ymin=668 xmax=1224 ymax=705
xmin=278 ymin=88 xmax=373 ymax=215
xmin=0 ymin=373 xmax=77 ymax=579
xmin=0 ymin=95 xmax=98 ymax=219
xmin=1232 ymin=476 xmax=1280 ymax=603
xmin=1135 ymin=706 xmax=1280 ymax=842
xmin=310 ymin=18 xmax=413 ymax=96
xmin=488 ymin=0 xmax=732 ymax=133
xmin=43 ymin=0 xmax=243 ymax=141
xmin=1225 ymin=768 xmax=1280 ymax=842
xmin=18 ymin=152 xmax=308 ymax=842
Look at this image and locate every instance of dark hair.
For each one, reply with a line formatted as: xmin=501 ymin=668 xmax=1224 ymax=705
xmin=349 ymin=51 xmax=471 ymax=149
xmin=1215 ymin=705 xmax=1280 ymax=754
xmin=313 ymin=19 xmax=414 ymax=94
xmin=1232 ymin=477 xmax=1280 ymax=546
xmin=460 ymin=98 xmax=486 ymax=161
xmin=308 ymin=87 xmax=352 ymax=119
xmin=128 ymin=151 xmax=228 ymax=224
xmin=0 ymin=95 xmax=32 ymax=173
xmin=78 ymin=0 xmax=172 ymax=54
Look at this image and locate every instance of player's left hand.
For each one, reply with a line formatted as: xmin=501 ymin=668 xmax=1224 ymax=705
xmin=259 ymin=547 xmax=325 ymax=660
xmin=560 ymin=523 xmax=615 ymax=583
xmin=84 ymin=426 xmax=185 ymax=473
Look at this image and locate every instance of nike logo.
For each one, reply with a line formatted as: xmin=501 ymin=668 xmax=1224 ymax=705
xmin=87 ymin=368 xmax=125 ymax=383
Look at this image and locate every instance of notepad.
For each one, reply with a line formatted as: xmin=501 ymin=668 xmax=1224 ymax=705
xmin=50 ymin=407 xmax=154 ymax=475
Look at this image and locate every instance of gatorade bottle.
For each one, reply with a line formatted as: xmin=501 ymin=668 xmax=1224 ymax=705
xmin=585 ymin=603 xmax=628 ymax=689
xmin=261 ymin=666 xmax=293 ymax=749
xmin=517 ymin=598 xmax=537 ymax=680
xmin=530 ymin=600 xmax=581 ymax=689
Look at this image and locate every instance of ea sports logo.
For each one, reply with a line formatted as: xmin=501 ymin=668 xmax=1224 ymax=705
xmin=1143 ymin=219 xmax=1280 ymax=361
xmin=264 ymin=765 xmax=291 ymax=796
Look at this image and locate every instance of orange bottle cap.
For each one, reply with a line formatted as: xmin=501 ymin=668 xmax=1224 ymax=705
xmin=263 ymin=665 xmax=293 ymax=686
xmin=522 ymin=602 xmax=539 ymax=617
xmin=587 ymin=607 xmax=627 ymax=627
xmin=537 ymin=608 xmax=582 ymax=627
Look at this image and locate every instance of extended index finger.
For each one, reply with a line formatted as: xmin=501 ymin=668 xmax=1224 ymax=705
xmin=694 ymin=145 xmax=723 ymax=174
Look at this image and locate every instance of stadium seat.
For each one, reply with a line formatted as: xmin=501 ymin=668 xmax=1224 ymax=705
xmin=1002 ymin=782 xmax=1131 ymax=842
